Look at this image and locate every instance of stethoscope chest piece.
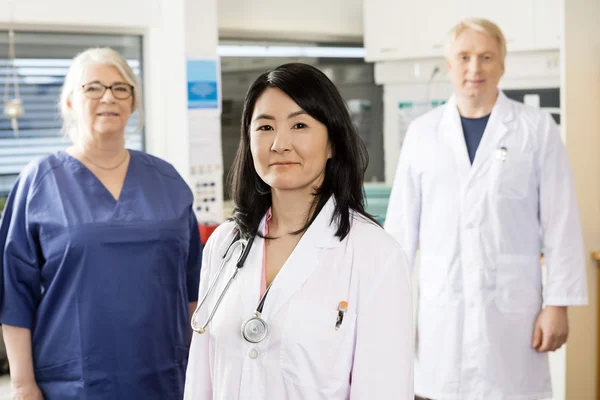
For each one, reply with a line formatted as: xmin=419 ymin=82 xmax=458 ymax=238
xmin=241 ymin=313 xmax=268 ymax=343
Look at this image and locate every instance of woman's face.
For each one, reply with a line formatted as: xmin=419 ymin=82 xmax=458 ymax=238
xmin=69 ymin=64 xmax=133 ymax=140
xmin=249 ymin=88 xmax=332 ymax=194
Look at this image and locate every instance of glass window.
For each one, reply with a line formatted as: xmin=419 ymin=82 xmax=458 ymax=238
xmin=0 ymin=31 xmax=144 ymax=196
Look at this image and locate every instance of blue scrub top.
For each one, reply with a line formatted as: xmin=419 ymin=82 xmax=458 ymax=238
xmin=0 ymin=150 xmax=202 ymax=399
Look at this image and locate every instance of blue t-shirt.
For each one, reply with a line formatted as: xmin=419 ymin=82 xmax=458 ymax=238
xmin=460 ymin=114 xmax=491 ymax=164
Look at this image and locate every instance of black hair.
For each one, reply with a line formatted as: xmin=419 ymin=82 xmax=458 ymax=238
xmin=229 ymin=62 xmax=377 ymax=239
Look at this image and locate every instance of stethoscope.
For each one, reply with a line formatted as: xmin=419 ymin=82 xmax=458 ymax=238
xmin=190 ymin=231 xmax=274 ymax=343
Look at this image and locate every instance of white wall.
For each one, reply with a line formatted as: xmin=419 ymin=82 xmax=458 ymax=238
xmin=0 ymin=0 xmax=159 ymax=31
xmin=562 ymin=0 xmax=600 ymax=398
xmin=217 ymin=0 xmax=363 ymax=42
xmin=1 ymin=0 xmax=364 ymax=43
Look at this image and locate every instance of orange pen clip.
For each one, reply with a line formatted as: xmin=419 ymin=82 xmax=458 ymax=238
xmin=335 ymin=301 xmax=348 ymax=330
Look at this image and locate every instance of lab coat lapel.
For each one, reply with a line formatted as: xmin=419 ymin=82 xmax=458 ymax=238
xmin=262 ymin=197 xmax=340 ymax=320
xmin=468 ymin=91 xmax=513 ymax=182
xmin=440 ymin=96 xmax=471 ymax=186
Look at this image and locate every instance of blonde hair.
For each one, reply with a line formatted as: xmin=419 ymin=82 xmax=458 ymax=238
xmin=445 ymin=18 xmax=507 ymax=62
xmin=59 ymin=47 xmax=144 ymax=142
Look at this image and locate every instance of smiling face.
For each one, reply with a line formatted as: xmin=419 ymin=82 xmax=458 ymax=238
xmin=446 ymin=27 xmax=505 ymax=105
xmin=249 ymin=87 xmax=332 ymax=194
xmin=68 ymin=63 xmax=133 ymax=140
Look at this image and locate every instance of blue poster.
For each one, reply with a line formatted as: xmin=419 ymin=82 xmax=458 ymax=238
xmin=187 ymin=59 xmax=220 ymax=109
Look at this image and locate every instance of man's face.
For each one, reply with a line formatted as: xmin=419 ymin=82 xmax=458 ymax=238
xmin=446 ymin=28 xmax=505 ymax=103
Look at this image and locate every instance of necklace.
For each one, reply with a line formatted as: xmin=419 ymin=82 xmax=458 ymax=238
xmin=83 ymin=151 xmax=129 ymax=171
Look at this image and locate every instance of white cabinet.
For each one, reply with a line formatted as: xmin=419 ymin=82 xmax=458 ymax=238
xmin=410 ymin=0 xmax=471 ymax=58
xmin=465 ymin=0 xmax=535 ymax=51
xmin=364 ymin=0 xmax=561 ymax=61
xmin=364 ymin=0 xmax=470 ymax=61
xmin=363 ymin=0 xmax=416 ymax=61
xmin=533 ymin=0 xmax=561 ymax=49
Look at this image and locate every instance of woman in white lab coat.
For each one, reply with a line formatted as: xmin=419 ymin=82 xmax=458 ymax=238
xmin=184 ymin=63 xmax=413 ymax=400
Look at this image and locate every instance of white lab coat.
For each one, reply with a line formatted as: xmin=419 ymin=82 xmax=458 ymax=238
xmin=185 ymin=197 xmax=414 ymax=400
xmin=385 ymin=91 xmax=588 ymax=400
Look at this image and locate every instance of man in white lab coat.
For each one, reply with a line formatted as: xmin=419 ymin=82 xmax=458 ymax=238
xmin=385 ymin=18 xmax=588 ymax=400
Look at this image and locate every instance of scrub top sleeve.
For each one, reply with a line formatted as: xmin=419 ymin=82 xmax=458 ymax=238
xmin=0 ymin=175 xmax=41 ymax=330
xmin=186 ymin=209 xmax=202 ymax=303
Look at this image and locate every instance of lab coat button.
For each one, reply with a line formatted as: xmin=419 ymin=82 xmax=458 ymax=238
xmin=249 ymin=349 xmax=259 ymax=359
xmin=466 ymin=223 xmax=474 ymax=229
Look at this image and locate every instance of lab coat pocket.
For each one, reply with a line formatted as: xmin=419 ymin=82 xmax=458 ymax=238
xmin=280 ymin=301 xmax=357 ymax=393
xmin=494 ymin=151 xmax=534 ymax=199
xmin=495 ymin=254 xmax=542 ymax=313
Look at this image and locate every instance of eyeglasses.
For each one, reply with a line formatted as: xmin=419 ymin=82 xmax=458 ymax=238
xmin=81 ymin=82 xmax=134 ymax=100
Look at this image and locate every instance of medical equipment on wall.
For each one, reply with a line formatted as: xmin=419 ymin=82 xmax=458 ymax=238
xmin=191 ymin=231 xmax=277 ymax=344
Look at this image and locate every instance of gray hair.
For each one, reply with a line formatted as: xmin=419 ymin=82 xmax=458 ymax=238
xmin=59 ymin=47 xmax=144 ymax=142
